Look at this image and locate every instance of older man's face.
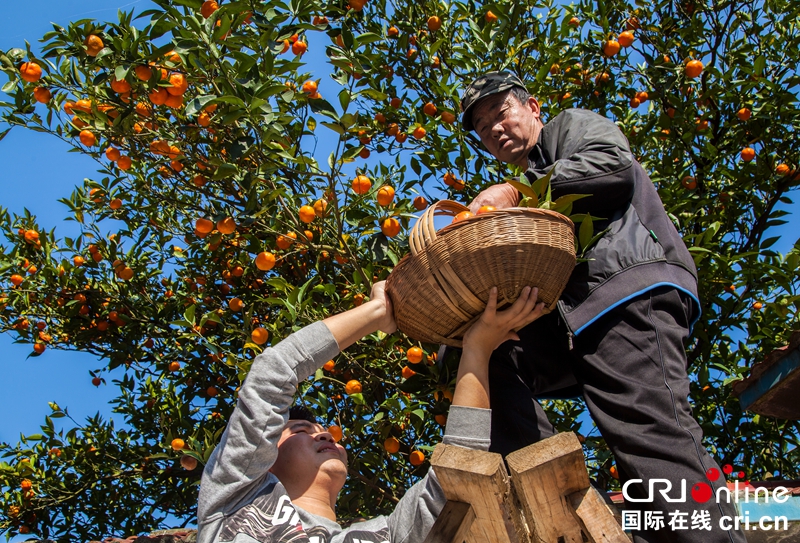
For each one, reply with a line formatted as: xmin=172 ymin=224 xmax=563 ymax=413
xmin=471 ymin=91 xmax=541 ymax=168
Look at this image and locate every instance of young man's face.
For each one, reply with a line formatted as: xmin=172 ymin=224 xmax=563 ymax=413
xmin=270 ymin=419 xmax=348 ymax=484
xmin=471 ymin=91 xmax=542 ymax=168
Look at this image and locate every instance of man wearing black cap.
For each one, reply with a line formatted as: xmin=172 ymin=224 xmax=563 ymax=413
xmin=455 ymin=72 xmax=746 ymax=543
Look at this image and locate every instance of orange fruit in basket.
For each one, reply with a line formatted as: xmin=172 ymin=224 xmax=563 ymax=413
xmin=452 ymin=211 xmax=473 ymax=223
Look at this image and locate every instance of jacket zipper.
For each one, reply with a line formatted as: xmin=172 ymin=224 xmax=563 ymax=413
xmin=557 ymin=300 xmax=575 ymax=350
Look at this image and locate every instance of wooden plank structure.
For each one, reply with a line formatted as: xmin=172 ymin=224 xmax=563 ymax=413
xmin=732 ymin=331 xmax=800 ymax=419
xmin=425 ymin=432 xmax=630 ymax=543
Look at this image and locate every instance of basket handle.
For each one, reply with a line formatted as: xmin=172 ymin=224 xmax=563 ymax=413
xmin=409 ymin=200 xmax=469 ymax=256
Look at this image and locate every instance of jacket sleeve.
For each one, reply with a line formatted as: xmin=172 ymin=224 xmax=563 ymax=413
xmin=386 ymin=406 xmax=492 ymax=543
xmin=525 ymin=109 xmax=636 ymax=213
xmin=197 ymin=321 xmax=340 ymax=526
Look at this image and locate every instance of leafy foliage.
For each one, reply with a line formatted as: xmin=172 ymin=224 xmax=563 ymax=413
xmin=1 ymin=0 xmax=799 ymax=538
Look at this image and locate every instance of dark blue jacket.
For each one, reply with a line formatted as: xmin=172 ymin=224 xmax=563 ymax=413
xmin=524 ymin=109 xmax=700 ymax=339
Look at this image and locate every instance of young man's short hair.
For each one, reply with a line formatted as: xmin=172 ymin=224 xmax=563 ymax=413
xmin=288 ymin=405 xmax=317 ymax=424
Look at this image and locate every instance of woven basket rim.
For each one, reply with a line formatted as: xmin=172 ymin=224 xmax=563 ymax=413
xmin=434 ymin=205 xmax=575 ymax=238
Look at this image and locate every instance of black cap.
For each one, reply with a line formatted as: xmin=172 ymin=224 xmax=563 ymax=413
xmin=461 ymin=72 xmax=528 ymax=132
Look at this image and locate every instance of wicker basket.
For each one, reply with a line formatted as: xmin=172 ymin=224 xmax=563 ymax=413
xmin=386 ymin=200 xmax=576 ymax=347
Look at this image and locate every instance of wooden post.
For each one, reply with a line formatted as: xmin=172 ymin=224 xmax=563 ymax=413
xmin=422 ymin=500 xmax=475 ymax=543
xmin=506 ymin=433 xmax=587 ymax=543
xmin=430 ymin=443 xmax=530 ymax=543
xmin=568 ymin=487 xmax=630 ymax=542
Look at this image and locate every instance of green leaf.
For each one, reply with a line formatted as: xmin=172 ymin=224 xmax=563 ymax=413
xmin=578 ymin=215 xmax=593 ymax=251
xmin=508 ymin=178 xmax=537 ymax=200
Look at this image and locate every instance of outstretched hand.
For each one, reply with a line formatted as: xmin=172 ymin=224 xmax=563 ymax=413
xmin=369 ymin=280 xmax=397 ymax=334
xmin=462 ymin=286 xmax=546 ymax=356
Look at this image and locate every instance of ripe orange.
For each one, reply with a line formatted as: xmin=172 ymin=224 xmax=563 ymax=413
xmin=776 ymin=163 xmax=790 ymax=176
xmin=312 ymin=199 xmax=328 ymax=217
xmin=610 ymin=465 xmax=619 ymax=479
xmin=10 ymin=274 xmax=24 ymax=286
xmin=171 ymin=438 xmax=186 ymax=451
xmin=427 ymin=16 xmax=441 ymax=31
xmin=452 ymin=178 xmax=466 ymax=191
xmin=740 ymin=147 xmax=756 ymax=162
xmin=384 ymin=437 xmax=400 ymax=453
xmin=292 ymin=40 xmax=308 ymax=55
xmin=255 ymin=251 xmax=276 ymax=271
xmin=409 ymin=450 xmax=425 ymax=466
xmin=229 ymin=298 xmax=244 ymax=312
xmin=135 ymin=102 xmax=153 ymax=117
xmin=33 ymin=87 xmax=51 ymax=103
xmin=165 ymin=93 xmax=184 ymax=109
xmin=84 ymin=34 xmax=104 ymax=56
xmin=24 ymin=229 xmax=39 ymax=243
xmin=217 ymin=217 xmax=237 ymax=234
xmin=685 ymin=59 xmax=704 ymax=79
xmin=435 ymin=414 xmax=447 ymax=425
xmin=201 ymin=0 xmax=219 ymax=17
xmin=440 ymin=111 xmax=456 ymax=124
xmin=423 ymin=102 xmax=437 ymax=116
xmin=345 ymin=379 xmax=362 ymax=394
xmin=352 ymin=175 xmax=372 ymax=195
xmin=251 ymin=327 xmax=269 ymax=345
xmin=412 ymin=126 xmax=426 ymax=139
xmin=348 ymin=0 xmax=367 ymax=11
xmin=377 ymin=185 xmax=395 ymax=206
xmin=195 ymin=218 xmax=214 ymax=235
xmin=73 ymin=255 xmax=85 ymax=267
xmin=109 ymin=198 xmax=122 ymax=210
xmin=407 ymin=346 xmax=424 ymax=364
xmin=79 ymin=130 xmax=97 ymax=147
xmin=635 ymin=91 xmax=649 ymax=102
xmin=105 ymin=146 xmax=120 ymax=162
xmin=381 ymin=217 xmax=401 ymax=237
xmin=168 ymin=73 xmax=189 ymax=96
xmin=20 ymin=479 xmax=32 ymax=491
xmin=207 ymin=386 xmax=219 ymax=397
xmin=752 ymin=301 xmax=763 ymax=310
xmin=110 ymin=77 xmax=131 ymax=94
xmin=117 ymin=156 xmax=132 ymax=170
xmin=401 ymin=366 xmax=416 ymax=379
xmin=276 ymin=232 xmax=297 ymax=249
xmin=149 ymin=87 xmax=168 ymax=106
xmin=737 ymin=108 xmax=751 ymax=121
xmin=476 ymin=205 xmax=496 ymax=214
xmin=135 ymin=65 xmax=152 ymax=81
xmin=328 ymin=425 xmax=343 ymax=442
xmin=299 ymin=205 xmax=316 ymax=223
xmin=302 ymin=80 xmax=318 ymax=95
xmin=443 ymin=172 xmax=456 ymax=186
xmin=388 ymin=26 xmax=399 ymax=37
xmin=568 ymin=16 xmax=580 ymax=27
xmin=412 ymin=196 xmax=428 ymax=210
xmin=19 ymin=62 xmax=43 ymax=83
xmin=618 ymin=31 xmax=635 ymax=47
xmin=33 ymin=343 xmax=46 ymax=354
xmin=390 ymin=97 xmax=401 ymax=109
xmin=169 ymin=361 xmax=181 ymax=372
xmin=603 ymin=40 xmax=621 ymax=57
xmin=453 ymin=210 xmax=473 ymax=223
xmin=681 ymin=176 xmax=697 ymax=190
xmin=395 ymin=132 xmax=408 ymax=143
xmin=180 ymin=455 xmax=198 ymax=470
xmin=118 ymin=266 xmax=134 ymax=280
xmin=407 ymin=48 xmax=417 ymax=58
xmin=323 ymin=360 xmax=335 ymax=371
xmin=485 ymin=10 xmax=498 ymax=22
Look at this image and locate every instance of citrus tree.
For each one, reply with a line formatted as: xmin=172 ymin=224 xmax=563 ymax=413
xmin=1 ymin=0 xmax=799 ymax=539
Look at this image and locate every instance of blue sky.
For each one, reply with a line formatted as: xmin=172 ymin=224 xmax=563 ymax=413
xmin=2 ymin=2 xmax=799 ymax=537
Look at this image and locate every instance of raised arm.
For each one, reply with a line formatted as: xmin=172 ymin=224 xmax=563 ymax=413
xmin=387 ymin=286 xmax=545 ymax=542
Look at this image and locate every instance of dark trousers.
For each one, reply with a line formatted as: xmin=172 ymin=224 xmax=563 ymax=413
xmin=485 ymin=287 xmax=746 ymax=543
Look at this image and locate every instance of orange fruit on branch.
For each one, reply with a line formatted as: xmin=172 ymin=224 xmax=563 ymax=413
xmin=171 ymin=438 xmax=185 ymax=451
xmin=292 ymin=40 xmax=308 ymax=55
xmin=737 ymin=108 xmax=751 ymax=121
xmin=384 ymin=437 xmax=400 ymax=453
xmin=602 ymin=40 xmax=621 ymax=57
xmin=79 ymin=130 xmax=97 ymax=147
xmin=201 ymin=0 xmax=219 ymax=18
xmin=485 ymin=10 xmax=498 ymax=22
xmin=255 ymin=251 xmax=276 ymax=271
xmin=195 ymin=218 xmax=214 ymax=234
xmin=33 ymin=87 xmax=51 ymax=103
xmin=740 ymin=147 xmax=756 ymax=162
xmin=105 ymin=146 xmax=121 ymax=161
xmin=427 ymin=16 xmax=441 ymax=31
xmin=376 ymin=185 xmax=395 ymax=206
xmin=380 ymin=217 xmax=401 ymax=237
xmin=276 ymin=232 xmax=297 ymax=249
xmin=299 ymin=205 xmax=316 ymax=223
xmin=617 ymin=31 xmax=635 ymax=47
xmin=217 ymin=217 xmax=237 ymax=234
xmin=345 ymin=379 xmax=362 ymax=394
xmin=167 ymin=73 xmax=189 ymax=96
xmin=684 ymin=59 xmax=704 ymax=79
xmin=352 ymin=175 xmax=372 ymax=195
xmin=110 ymin=77 xmax=131 ymax=94
xmin=412 ymin=126 xmax=426 ymax=139
xmin=180 ymin=455 xmax=198 ymax=470
xmin=406 ymin=346 xmax=424 ymax=364
xmin=328 ymin=425 xmax=343 ymax=442
xmin=251 ymin=327 xmax=269 ymax=345
xmin=412 ymin=196 xmax=428 ymax=210
xmin=409 ymin=450 xmax=425 ymax=466
xmin=19 ymin=62 xmax=43 ymax=83
xmin=84 ymin=34 xmax=104 ymax=56
xmin=135 ymin=65 xmax=152 ymax=81
xmin=301 ymin=80 xmax=318 ymax=94
xmin=229 ymin=298 xmax=244 ymax=312
xmin=423 ymin=102 xmax=437 ymax=116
